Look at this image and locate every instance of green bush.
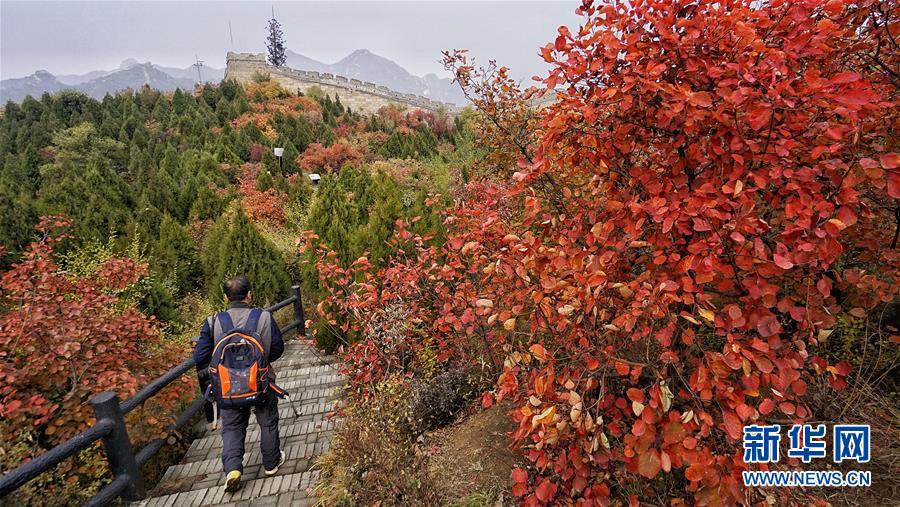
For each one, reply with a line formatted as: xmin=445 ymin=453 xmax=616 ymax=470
xmin=202 ymin=205 xmax=292 ymax=307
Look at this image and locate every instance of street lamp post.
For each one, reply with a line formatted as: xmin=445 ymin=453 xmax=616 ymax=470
xmin=274 ymin=147 xmax=284 ymax=172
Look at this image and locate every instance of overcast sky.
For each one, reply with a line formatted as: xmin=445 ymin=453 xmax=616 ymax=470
xmin=1 ymin=1 xmax=581 ymax=81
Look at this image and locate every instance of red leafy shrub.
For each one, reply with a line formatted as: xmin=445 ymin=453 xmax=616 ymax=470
xmin=311 ymin=0 xmax=899 ymax=504
xmin=297 ymin=141 xmax=367 ymax=173
xmin=236 ymin=163 xmax=286 ymax=226
xmin=0 ymin=216 xmax=192 ymax=497
xmin=375 ymin=106 xmax=454 ymax=137
xmin=248 ymin=142 xmax=266 ymax=162
xmin=232 ymin=95 xmax=320 ymax=140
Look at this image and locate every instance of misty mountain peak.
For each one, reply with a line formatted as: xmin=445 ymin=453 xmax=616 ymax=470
xmin=119 ymin=58 xmax=140 ymax=70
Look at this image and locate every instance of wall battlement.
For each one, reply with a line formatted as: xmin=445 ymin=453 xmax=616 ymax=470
xmin=225 ymin=52 xmax=460 ymax=115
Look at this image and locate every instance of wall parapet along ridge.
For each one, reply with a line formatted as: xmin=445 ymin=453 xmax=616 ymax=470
xmin=225 ymin=52 xmax=461 ymax=115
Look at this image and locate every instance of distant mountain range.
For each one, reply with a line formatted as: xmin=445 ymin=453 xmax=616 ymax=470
xmin=1 ymin=50 xmax=465 ymax=105
xmin=1 ymin=59 xmax=225 ymax=103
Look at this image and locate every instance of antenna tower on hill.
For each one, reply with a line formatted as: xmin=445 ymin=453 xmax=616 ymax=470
xmin=194 ymin=55 xmax=204 ymax=84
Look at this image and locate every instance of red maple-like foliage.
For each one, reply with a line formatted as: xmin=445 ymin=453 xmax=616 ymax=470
xmin=296 ymin=141 xmax=367 ymax=173
xmin=310 ymin=0 xmax=898 ymax=505
xmin=236 ymin=163 xmax=287 ymax=226
xmin=0 ymin=216 xmax=191 ymax=460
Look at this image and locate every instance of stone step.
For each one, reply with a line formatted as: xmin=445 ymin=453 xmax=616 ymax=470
xmin=274 ymin=354 xmax=340 ymax=368
xmin=272 ymin=364 xmax=340 ymax=381
xmin=136 ymin=470 xmax=319 ymax=507
xmin=208 ymin=386 xmax=341 ymax=419
xmin=156 ymin=438 xmax=328 ymax=494
xmin=279 ymin=377 xmax=344 ymax=397
xmin=183 ymin=418 xmax=341 ymax=464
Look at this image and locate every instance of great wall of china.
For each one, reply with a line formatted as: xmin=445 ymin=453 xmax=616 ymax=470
xmin=224 ymin=52 xmax=461 ymax=115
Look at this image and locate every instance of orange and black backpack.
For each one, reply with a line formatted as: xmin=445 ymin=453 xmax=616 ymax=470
xmin=207 ymin=309 xmax=284 ymax=409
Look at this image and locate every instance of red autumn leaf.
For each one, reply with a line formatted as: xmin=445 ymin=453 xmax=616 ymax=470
xmin=888 ymin=172 xmax=900 ymax=199
xmin=626 ymin=388 xmax=645 ymax=403
xmin=834 ymin=88 xmax=874 ymax=106
xmin=826 ymin=126 xmax=844 ymax=140
xmin=482 ymin=391 xmax=494 ymax=409
xmin=756 ymin=315 xmax=782 ymax=338
xmin=535 ymin=479 xmax=557 ymax=502
xmin=662 ymin=422 xmax=687 ymax=443
xmin=512 ymin=482 xmax=527 ymax=497
xmin=685 ymin=465 xmax=705 ymax=482
xmin=834 ymin=360 xmax=852 ymax=376
xmin=530 ymin=343 xmax=551 ymax=362
xmin=880 ymin=152 xmax=900 ymax=169
xmin=693 ymin=91 xmax=713 ymax=107
xmin=736 ymin=403 xmax=755 ymax=421
xmin=748 ymin=107 xmax=772 ymax=130
xmin=722 ymin=411 xmax=742 ymax=440
xmin=829 ymin=71 xmax=860 ymax=84
xmin=637 ymin=449 xmax=661 ymax=479
xmin=512 ymin=467 xmax=529 ymax=483
xmin=683 ymin=436 xmax=698 ymax=450
xmin=773 ymin=253 xmax=794 ymax=270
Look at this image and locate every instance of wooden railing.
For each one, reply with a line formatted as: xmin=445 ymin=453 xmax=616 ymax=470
xmin=0 ymin=285 xmax=306 ymax=506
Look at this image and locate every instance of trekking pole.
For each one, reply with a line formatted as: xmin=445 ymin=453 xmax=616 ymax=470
xmin=284 ymin=394 xmax=302 ymax=419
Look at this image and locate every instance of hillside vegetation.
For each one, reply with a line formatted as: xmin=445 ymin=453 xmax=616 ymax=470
xmin=0 ymin=77 xmax=470 ymax=504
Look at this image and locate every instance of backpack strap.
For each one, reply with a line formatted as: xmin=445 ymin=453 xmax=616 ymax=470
xmin=245 ymin=308 xmax=263 ymax=333
xmin=216 ymin=311 xmax=235 ymax=335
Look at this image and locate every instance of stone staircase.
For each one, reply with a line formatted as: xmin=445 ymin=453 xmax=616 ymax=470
xmin=135 ymin=340 xmax=343 ymax=507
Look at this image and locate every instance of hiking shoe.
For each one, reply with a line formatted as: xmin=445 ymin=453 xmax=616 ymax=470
xmin=223 ymin=470 xmax=241 ymax=493
xmin=264 ymin=451 xmax=286 ymax=476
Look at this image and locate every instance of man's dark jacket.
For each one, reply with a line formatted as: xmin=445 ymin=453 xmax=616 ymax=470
xmin=193 ymin=301 xmax=285 ymax=367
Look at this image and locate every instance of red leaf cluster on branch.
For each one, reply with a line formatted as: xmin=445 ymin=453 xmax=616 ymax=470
xmin=236 ymin=162 xmax=287 ymax=226
xmin=296 ymin=141 xmax=367 ymax=173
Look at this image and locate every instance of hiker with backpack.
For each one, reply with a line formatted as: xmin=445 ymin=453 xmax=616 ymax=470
xmin=193 ymin=276 xmax=287 ymax=493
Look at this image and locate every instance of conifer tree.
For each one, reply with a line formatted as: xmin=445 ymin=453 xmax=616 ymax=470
xmin=153 ymin=214 xmax=200 ymax=296
xmin=265 ymin=11 xmax=287 ymax=67
xmin=255 ymin=166 xmax=274 ymax=191
xmin=0 ymin=185 xmax=37 ymax=267
xmin=351 ymin=172 xmax=403 ymax=264
xmin=37 ymin=124 xmax=132 ymax=242
xmin=203 ymin=206 xmax=291 ymax=306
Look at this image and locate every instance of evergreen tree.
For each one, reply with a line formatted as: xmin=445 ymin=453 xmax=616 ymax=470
xmin=203 ymin=206 xmax=291 ymax=306
xmin=154 ymin=214 xmax=200 ymax=296
xmin=351 ymin=172 xmax=403 ymax=264
xmin=265 ymin=12 xmax=287 ymax=67
xmin=37 ymin=124 xmax=132 ymax=242
xmin=189 ymin=185 xmax=230 ymax=221
xmin=255 ymin=166 xmax=274 ymax=191
xmin=0 ymin=184 xmax=38 ymax=267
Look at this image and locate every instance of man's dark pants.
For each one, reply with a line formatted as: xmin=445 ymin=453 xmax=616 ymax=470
xmin=220 ymin=393 xmax=281 ymax=473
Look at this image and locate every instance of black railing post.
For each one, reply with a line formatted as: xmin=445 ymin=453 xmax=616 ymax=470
xmin=90 ymin=392 xmax=145 ymax=501
xmin=291 ymin=284 xmax=306 ymax=336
